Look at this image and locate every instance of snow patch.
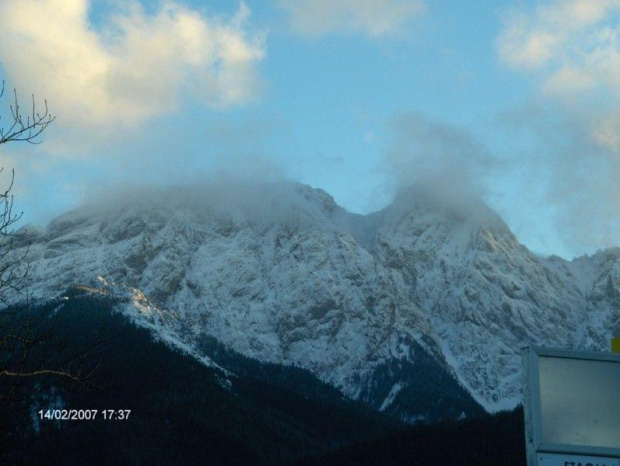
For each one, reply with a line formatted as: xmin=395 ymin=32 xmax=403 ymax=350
xmin=379 ymin=382 xmax=406 ymax=411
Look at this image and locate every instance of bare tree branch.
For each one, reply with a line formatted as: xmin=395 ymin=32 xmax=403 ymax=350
xmin=0 ymin=81 xmax=55 ymax=146
xmin=0 ymin=82 xmax=107 ymax=420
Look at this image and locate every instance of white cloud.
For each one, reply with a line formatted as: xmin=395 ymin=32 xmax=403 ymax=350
xmin=497 ymin=1 xmax=620 ymax=100
xmin=497 ymin=0 xmax=620 ymax=69
xmin=279 ymin=0 xmax=426 ymax=37
xmin=0 ymin=0 xmax=266 ymax=128
xmin=383 ymin=112 xmax=495 ymax=197
xmin=496 ymin=0 xmax=620 ymax=168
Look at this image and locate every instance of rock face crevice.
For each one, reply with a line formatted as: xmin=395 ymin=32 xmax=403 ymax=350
xmin=10 ymin=182 xmax=620 ymax=416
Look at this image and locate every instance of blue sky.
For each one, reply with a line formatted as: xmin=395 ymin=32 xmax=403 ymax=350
xmin=1 ymin=0 xmax=620 ymax=259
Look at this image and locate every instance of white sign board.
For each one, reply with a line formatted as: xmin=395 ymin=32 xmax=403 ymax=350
xmin=538 ymin=452 xmax=619 ymax=466
xmin=522 ymin=347 xmax=620 ymax=466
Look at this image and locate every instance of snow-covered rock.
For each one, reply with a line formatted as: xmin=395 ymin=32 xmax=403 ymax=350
xmin=9 ymin=181 xmax=618 ymax=416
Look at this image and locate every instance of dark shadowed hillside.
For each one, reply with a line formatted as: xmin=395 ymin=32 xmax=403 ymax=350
xmin=298 ymin=408 xmax=526 ymax=466
xmin=0 ymin=294 xmax=526 ymax=465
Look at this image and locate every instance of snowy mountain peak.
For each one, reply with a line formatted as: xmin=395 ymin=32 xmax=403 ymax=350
xmin=11 ymin=181 xmax=620 ymax=417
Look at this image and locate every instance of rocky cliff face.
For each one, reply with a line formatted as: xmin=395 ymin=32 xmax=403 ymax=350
xmin=364 ymin=187 xmax=590 ymax=410
xmin=9 ymin=182 xmax=619 ymax=417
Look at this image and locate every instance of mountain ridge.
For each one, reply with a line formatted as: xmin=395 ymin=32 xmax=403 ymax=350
xmin=9 ymin=181 xmax=620 ymax=417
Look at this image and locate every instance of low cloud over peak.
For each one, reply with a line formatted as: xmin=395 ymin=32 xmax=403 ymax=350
xmin=383 ymin=112 xmax=495 ymax=198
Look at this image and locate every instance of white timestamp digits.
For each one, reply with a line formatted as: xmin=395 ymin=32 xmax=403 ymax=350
xmin=37 ymin=409 xmax=131 ymax=420
xmin=102 ymin=409 xmax=131 ymax=420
